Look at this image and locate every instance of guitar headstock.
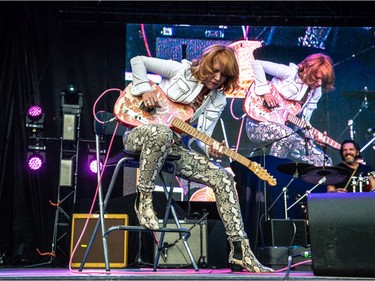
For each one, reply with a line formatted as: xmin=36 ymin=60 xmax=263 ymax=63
xmin=248 ymin=162 xmax=277 ymax=186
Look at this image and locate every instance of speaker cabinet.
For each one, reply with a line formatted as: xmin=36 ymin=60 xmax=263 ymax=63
xmin=70 ymin=213 xmax=128 ymax=268
xmin=308 ymin=193 xmax=375 ymax=277
xmin=153 ymin=219 xmax=229 ymax=268
xmin=154 ymin=220 xmax=207 ymax=267
xmin=264 ymin=219 xmax=308 ymax=247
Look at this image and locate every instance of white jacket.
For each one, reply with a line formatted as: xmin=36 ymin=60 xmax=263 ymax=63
xmin=130 ymin=56 xmax=227 ymax=155
xmin=252 ymin=59 xmax=322 ymax=122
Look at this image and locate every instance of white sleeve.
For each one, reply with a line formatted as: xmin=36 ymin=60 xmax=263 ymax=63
xmin=129 ymin=56 xmax=183 ymax=96
xmin=252 ymin=60 xmax=295 ymax=96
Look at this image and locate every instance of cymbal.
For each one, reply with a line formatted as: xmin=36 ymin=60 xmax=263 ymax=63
xmin=300 ymin=166 xmax=351 ymax=185
xmin=342 ymin=89 xmax=375 ymax=99
xmin=277 ymin=162 xmax=313 ymax=175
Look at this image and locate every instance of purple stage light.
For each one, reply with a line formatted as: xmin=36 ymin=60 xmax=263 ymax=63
xmin=27 ymin=154 xmax=44 ymax=170
xmin=89 ymin=159 xmax=102 ymax=174
xmin=27 ymin=105 xmax=43 ymax=120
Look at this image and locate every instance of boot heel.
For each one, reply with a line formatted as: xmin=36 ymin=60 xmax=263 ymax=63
xmin=228 ymin=239 xmax=274 ymax=273
xmin=230 ymin=263 xmax=243 ymax=272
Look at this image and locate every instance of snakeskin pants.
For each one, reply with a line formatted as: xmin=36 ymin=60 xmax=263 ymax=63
xmin=245 ymin=118 xmax=332 ymax=166
xmin=123 ymin=124 xmax=247 ymax=242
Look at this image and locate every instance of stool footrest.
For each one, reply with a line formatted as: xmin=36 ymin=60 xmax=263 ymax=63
xmin=105 ymin=225 xmax=190 ymax=238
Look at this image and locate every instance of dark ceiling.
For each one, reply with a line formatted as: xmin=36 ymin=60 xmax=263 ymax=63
xmin=57 ymin=1 xmax=375 ymax=26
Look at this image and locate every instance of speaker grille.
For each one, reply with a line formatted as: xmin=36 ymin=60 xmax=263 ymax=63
xmin=154 ymin=220 xmax=207 ymax=267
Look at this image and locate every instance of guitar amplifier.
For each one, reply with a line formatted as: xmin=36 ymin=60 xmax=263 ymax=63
xmin=70 ymin=213 xmax=128 ymax=268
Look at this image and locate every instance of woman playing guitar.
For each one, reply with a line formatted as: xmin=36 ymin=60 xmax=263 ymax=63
xmin=122 ymin=44 xmax=273 ymax=273
xmin=244 ymin=53 xmax=336 ymax=166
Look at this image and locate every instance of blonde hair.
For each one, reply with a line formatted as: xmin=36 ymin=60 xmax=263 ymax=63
xmin=191 ymin=44 xmax=239 ymax=93
xmin=298 ymin=53 xmax=335 ymax=92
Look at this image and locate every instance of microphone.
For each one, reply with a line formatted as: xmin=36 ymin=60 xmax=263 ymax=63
xmin=318 ymin=176 xmax=327 ymax=185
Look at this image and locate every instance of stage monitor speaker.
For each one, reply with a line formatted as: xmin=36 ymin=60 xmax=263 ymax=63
xmin=70 ymin=213 xmax=128 ymax=268
xmin=308 ymin=193 xmax=375 ymax=277
xmin=153 ymin=219 xmax=229 ymax=268
xmin=264 ymin=219 xmax=308 ymax=247
xmin=154 ymin=220 xmax=207 ymax=267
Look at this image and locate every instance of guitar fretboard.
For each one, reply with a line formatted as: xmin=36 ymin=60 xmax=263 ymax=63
xmin=286 ymin=114 xmax=341 ymax=150
xmin=171 ymin=117 xmax=277 ymax=186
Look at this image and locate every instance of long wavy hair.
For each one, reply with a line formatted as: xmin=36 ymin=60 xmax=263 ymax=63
xmin=298 ymin=53 xmax=335 ymax=92
xmin=191 ymin=44 xmax=239 ymax=94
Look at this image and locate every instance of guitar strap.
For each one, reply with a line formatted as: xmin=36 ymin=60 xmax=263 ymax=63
xmin=299 ymin=86 xmax=311 ymax=108
xmin=190 ymin=89 xmax=208 ymax=111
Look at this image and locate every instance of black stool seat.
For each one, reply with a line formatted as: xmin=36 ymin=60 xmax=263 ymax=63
xmin=107 ymin=150 xmax=180 ymax=165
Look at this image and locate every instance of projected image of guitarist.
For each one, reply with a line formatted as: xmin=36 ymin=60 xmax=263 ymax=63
xmin=244 ymin=53 xmax=337 ymax=166
xmin=120 ymin=44 xmax=274 ymax=273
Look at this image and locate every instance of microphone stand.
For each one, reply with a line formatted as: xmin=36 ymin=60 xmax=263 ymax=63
xmin=250 ymin=126 xmax=309 ymax=221
xmin=360 ymin=135 xmax=375 ymax=153
xmin=267 ymin=170 xmax=299 ymax=219
xmin=287 ymin=176 xmax=326 ymax=211
xmin=338 ymin=92 xmax=368 ymax=141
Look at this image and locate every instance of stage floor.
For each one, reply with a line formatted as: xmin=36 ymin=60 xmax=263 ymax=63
xmin=0 ymin=267 xmax=373 ymax=281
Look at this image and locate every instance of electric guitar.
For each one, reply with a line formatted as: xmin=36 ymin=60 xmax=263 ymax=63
xmin=243 ymin=83 xmax=341 ymax=150
xmin=114 ymin=82 xmax=277 ymax=186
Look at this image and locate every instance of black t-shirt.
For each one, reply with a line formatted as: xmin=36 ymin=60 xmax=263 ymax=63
xmin=335 ymin=162 xmax=374 ymax=192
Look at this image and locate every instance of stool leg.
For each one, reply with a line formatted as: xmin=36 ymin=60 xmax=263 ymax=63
xmin=153 ymin=163 xmax=199 ymax=271
xmin=78 ymin=157 xmax=127 ymax=271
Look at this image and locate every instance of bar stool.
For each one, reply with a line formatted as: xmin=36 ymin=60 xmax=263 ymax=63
xmin=78 ymin=112 xmax=198 ymax=272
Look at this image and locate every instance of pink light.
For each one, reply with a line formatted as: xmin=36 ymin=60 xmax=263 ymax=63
xmin=28 ymin=154 xmax=43 ymax=170
xmin=89 ymin=159 xmax=102 ymax=174
xmin=27 ymin=105 xmax=43 ymax=120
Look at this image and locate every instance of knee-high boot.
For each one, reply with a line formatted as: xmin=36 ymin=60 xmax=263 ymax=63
xmin=212 ymin=171 xmax=274 ymax=273
xmin=135 ymin=191 xmax=159 ymax=230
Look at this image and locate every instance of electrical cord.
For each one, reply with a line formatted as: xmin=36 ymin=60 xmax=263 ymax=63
xmin=283 ymin=251 xmax=311 ymax=280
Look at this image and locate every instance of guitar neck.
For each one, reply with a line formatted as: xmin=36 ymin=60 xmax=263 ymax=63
xmin=286 ymin=114 xmax=341 ymax=150
xmin=170 ymin=116 xmax=276 ymax=186
xmin=171 ymin=117 xmax=250 ymax=163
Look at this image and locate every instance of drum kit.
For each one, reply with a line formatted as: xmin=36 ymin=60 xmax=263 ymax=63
xmin=271 ymin=87 xmax=375 ymax=219
xmin=274 ymin=162 xmax=351 ymax=219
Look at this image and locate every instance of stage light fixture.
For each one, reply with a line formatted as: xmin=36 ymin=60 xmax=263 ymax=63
xmin=60 ymin=84 xmax=83 ymax=141
xmin=67 ymin=84 xmax=78 ymax=94
xmin=26 ymin=105 xmax=45 ymax=130
xmin=88 ymin=158 xmax=103 ymax=174
xmin=27 ymin=151 xmax=46 ymax=171
xmin=27 ymin=105 xmax=43 ymax=120
xmin=86 ymin=145 xmax=105 ymax=175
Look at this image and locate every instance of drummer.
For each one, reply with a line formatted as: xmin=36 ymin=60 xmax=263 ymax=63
xmin=327 ymin=139 xmax=375 ymax=192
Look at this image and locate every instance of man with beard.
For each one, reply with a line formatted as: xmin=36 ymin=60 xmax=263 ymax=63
xmin=327 ymin=139 xmax=375 ymax=192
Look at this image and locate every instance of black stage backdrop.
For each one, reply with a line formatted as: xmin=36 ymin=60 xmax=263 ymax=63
xmin=1 ymin=1 xmax=375 ymax=267
xmin=0 ymin=2 xmax=125 ymax=265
